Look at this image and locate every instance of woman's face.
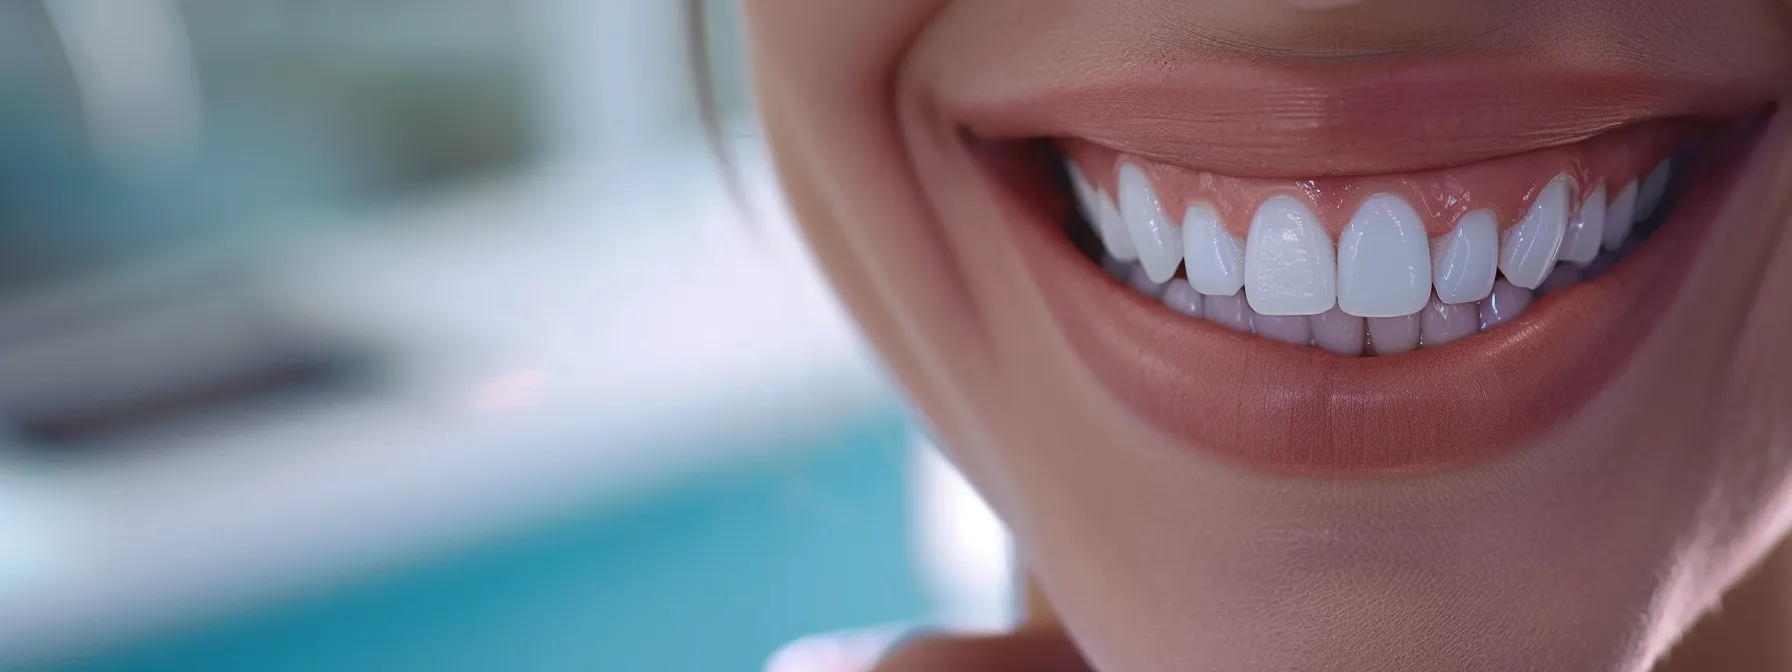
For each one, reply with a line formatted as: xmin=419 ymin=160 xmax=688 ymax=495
xmin=742 ymin=1 xmax=1792 ymax=669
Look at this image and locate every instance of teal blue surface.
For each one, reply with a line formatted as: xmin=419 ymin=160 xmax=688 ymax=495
xmin=62 ymin=411 xmax=928 ymax=672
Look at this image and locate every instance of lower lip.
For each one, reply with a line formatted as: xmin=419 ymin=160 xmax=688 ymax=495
xmin=1008 ymin=120 xmax=1763 ymax=476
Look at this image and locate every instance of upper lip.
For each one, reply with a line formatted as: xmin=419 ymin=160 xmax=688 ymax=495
xmin=929 ymin=53 xmax=1773 ymax=178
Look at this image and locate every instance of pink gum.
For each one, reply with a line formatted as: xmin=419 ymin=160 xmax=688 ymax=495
xmin=1063 ymin=120 xmax=1696 ymax=240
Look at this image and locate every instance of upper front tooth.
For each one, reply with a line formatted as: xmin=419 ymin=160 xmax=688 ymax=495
xmin=1118 ymin=163 xmax=1182 ymax=283
xmin=1499 ymin=174 xmax=1570 ymax=290
xmin=1338 ymin=194 xmax=1431 ymax=318
xmin=1094 ymin=188 xmax=1138 ymax=262
xmin=1245 ymin=195 xmax=1336 ymax=316
xmin=1637 ymin=159 xmax=1671 ymax=222
xmin=1432 ymin=209 xmax=1498 ymax=304
xmin=1602 ymin=180 xmax=1639 ymax=251
xmin=1558 ymin=184 xmax=1606 ymax=266
xmin=1181 ymin=203 xmax=1245 ymax=296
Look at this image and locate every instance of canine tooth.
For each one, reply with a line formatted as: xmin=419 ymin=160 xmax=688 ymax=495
xmin=1431 ymin=210 xmax=1499 ymax=304
xmin=1126 ymin=264 xmax=1169 ymax=299
xmin=1368 ymin=314 xmax=1421 ymax=356
xmin=1095 ymin=189 xmax=1138 ymax=262
xmin=1162 ymin=282 xmax=1204 ymax=318
xmin=1499 ymin=174 xmax=1569 ymax=290
xmin=1638 ymin=159 xmax=1671 ymax=221
xmin=1182 ymin=204 xmax=1245 ymax=296
xmin=1478 ymin=279 xmax=1533 ymax=330
xmin=1559 ymin=185 xmax=1606 ymax=265
xmin=1205 ymin=291 xmax=1254 ymax=333
xmin=1253 ymin=314 xmax=1312 ymax=346
xmin=1602 ymin=181 xmax=1639 ymax=251
xmin=1118 ymin=164 xmax=1182 ymax=283
xmin=1245 ymin=196 xmax=1336 ymax=316
xmin=1338 ymin=194 xmax=1432 ymax=318
xmin=1419 ymin=296 xmax=1479 ymax=347
xmin=1067 ymin=160 xmax=1098 ymax=223
xmin=1311 ymin=307 xmax=1365 ymax=356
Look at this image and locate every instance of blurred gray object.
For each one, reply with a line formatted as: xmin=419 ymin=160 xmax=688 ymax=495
xmin=0 ymin=0 xmax=547 ymax=452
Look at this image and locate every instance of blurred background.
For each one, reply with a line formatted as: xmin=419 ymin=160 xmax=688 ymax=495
xmin=0 ymin=1 xmax=1015 ymax=670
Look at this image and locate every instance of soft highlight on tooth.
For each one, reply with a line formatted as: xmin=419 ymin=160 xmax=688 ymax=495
xmin=1338 ymin=194 xmax=1432 ymax=318
xmin=1602 ymin=180 xmax=1639 ymax=251
xmin=1431 ymin=209 xmax=1499 ymax=305
xmin=1559 ymin=185 xmax=1606 ymax=265
xmin=1118 ymin=163 xmax=1182 ymax=283
xmin=1499 ymin=174 xmax=1569 ymax=290
xmin=1368 ymin=314 xmax=1421 ymax=356
xmin=1162 ymin=282 xmax=1204 ymax=318
xmin=1182 ymin=204 xmax=1245 ymax=296
xmin=1095 ymin=189 xmax=1138 ymax=262
xmin=1067 ymin=161 xmax=1098 ymax=223
xmin=1245 ymin=195 xmax=1336 ymax=316
xmin=1253 ymin=313 xmax=1312 ymax=346
xmin=1638 ymin=159 xmax=1671 ymax=221
xmin=1419 ymin=296 xmax=1479 ymax=348
xmin=1478 ymin=279 xmax=1533 ymax=330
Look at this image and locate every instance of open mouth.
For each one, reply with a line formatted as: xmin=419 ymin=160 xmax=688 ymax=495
xmin=947 ymin=104 xmax=1770 ymax=474
xmin=1059 ymin=121 xmax=1701 ymax=356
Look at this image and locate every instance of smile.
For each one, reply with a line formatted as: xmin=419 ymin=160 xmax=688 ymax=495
xmin=927 ymin=65 xmax=1774 ymax=473
xmin=1062 ymin=121 xmax=1695 ymax=355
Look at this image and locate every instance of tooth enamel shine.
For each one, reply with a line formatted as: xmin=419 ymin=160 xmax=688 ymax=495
xmin=1499 ymin=175 xmax=1570 ymax=290
xmin=1602 ymin=180 xmax=1639 ymax=251
xmin=1182 ymin=204 xmax=1245 ymax=296
xmin=1338 ymin=194 xmax=1431 ymax=318
xmin=1118 ymin=163 xmax=1182 ymax=283
xmin=1432 ymin=210 xmax=1499 ymax=304
xmin=1559 ymin=185 xmax=1605 ymax=266
xmin=1095 ymin=189 xmax=1138 ymax=262
xmin=1245 ymin=196 xmax=1336 ymax=316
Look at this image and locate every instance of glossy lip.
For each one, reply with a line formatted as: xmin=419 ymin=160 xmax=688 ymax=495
xmin=1000 ymin=114 xmax=1765 ymax=475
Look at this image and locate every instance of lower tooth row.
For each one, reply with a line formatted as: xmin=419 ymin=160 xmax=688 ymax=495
xmin=1108 ymin=251 xmax=1623 ymax=356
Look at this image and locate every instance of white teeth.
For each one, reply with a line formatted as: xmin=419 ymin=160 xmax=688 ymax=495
xmin=1431 ymin=210 xmax=1499 ymax=304
xmin=1558 ymin=185 xmax=1606 ymax=266
xmin=1637 ymin=159 xmax=1671 ymax=222
xmin=1181 ymin=204 xmax=1246 ymax=296
xmin=1478 ymin=279 xmax=1532 ymax=330
xmin=1162 ymin=281 xmax=1204 ymax=318
xmin=1367 ymin=314 xmax=1421 ymax=356
xmin=1419 ymin=296 xmax=1479 ymax=348
xmin=1095 ymin=189 xmax=1138 ymax=262
xmin=1337 ymin=194 xmax=1431 ymax=318
xmin=1310 ymin=307 xmax=1365 ymax=356
xmin=1118 ymin=164 xmax=1183 ymax=283
xmin=1499 ymin=174 xmax=1569 ymax=290
xmin=1067 ymin=161 xmax=1098 ymax=223
xmin=1601 ymin=180 xmax=1639 ymax=251
xmin=1205 ymin=291 xmax=1254 ymax=333
xmin=1126 ymin=264 xmax=1169 ymax=299
xmin=1245 ymin=195 xmax=1336 ymax=316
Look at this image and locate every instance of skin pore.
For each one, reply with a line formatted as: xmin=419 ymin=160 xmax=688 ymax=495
xmin=741 ymin=1 xmax=1792 ymax=670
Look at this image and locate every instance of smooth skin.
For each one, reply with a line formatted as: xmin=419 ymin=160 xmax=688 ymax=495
xmin=741 ymin=1 xmax=1792 ymax=670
